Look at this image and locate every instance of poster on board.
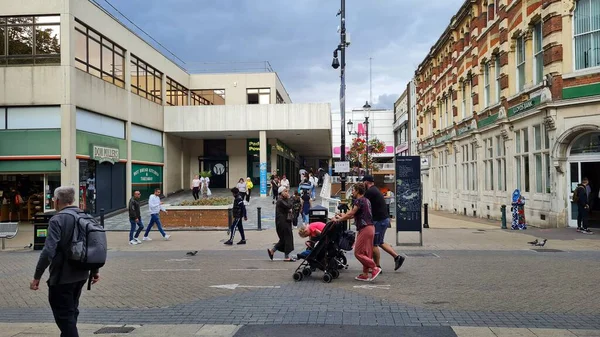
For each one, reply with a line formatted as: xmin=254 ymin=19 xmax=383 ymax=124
xmin=395 ymin=156 xmax=422 ymax=232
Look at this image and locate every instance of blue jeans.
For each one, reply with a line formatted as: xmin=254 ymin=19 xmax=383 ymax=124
xmin=373 ymin=218 xmax=390 ymax=246
xmin=311 ymin=186 xmax=316 ymax=199
xmin=129 ymin=218 xmax=144 ymax=241
xmin=302 ymin=212 xmax=309 ymax=223
xmin=145 ymin=213 xmax=166 ymax=237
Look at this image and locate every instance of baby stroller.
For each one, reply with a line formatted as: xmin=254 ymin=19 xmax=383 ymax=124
xmin=292 ymin=221 xmax=355 ymax=283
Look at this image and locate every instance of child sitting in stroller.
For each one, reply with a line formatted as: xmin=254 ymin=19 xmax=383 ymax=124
xmin=296 ymin=222 xmax=326 ymax=259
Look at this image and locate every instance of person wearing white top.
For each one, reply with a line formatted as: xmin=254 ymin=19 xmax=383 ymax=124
xmin=202 ymin=176 xmax=211 ymax=198
xmin=236 ymin=178 xmax=247 ymax=202
xmin=143 ymin=188 xmax=170 ymax=241
xmin=309 ymin=173 xmax=318 ymax=200
xmin=281 ymin=175 xmax=290 ymax=189
xmin=191 ymin=175 xmax=201 ymax=200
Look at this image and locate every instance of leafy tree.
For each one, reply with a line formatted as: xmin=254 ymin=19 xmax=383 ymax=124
xmin=3 ymin=17 xmax=60 ymax=63
xmin=346 ymin=137 xmax=386 ymax=173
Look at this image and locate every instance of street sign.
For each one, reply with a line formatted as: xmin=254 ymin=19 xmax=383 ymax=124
xmin=395 ymin=156 xmax=423 ymax=246
xmin=334 ymin=161 xmax=350 ymax=173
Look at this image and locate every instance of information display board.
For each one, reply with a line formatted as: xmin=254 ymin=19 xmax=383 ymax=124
xmin=395 ymin=156 xmax=422 ymax=232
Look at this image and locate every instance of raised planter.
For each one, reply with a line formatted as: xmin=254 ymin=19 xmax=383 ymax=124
xmin=161 ymin=205 xmax=232 ymax=228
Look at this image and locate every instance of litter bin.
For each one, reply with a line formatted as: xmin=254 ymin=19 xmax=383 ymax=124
xmin=308 ymin=205 xmax=328 ymax=224
xmin=32 ymin=211 xmax=56 ymax=251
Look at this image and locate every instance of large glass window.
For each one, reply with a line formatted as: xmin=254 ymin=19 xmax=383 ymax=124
xmin=131 ymin=54 xmax=162 ymax=104
xmin=574 ymin=0 xmax=600 ymax=70
xmin=75 ymin=19 xmax=124 ymax=88
xmin=516 ymin=36 xmax=526 ymax=92
xmin=515 ymin=128 xmax=531 ymax=193
xmin=461 ymin=82 xmax=467 ymax=119
xmin=166 ymin=77 xmax=188 ymax=106
xmin=532 ymin=124 xmax=551 ymax=193
xmin=0 ymin=15 xmax=60 ymax=66
xmin=496 ymin=135 xmax=506 ymax=191
xmin=484 ymin=138 xmax=494 ymax=191
xmin=495 ymin=57 xmax=501 ymax=103
xmin=192 ymin=89 xmax=225 ymax=105
xmin=484 ymin=62 xmax=490 ymax=107
xmin=533 ymin=22 xmax=544 ymax=84
xmin=247 ymin=88 xmax=270 ymax=104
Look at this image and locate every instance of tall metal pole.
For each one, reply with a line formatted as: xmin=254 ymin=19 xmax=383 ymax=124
xmin=365 ymin=117 xmax=369 ymax=175
xmin=339 ymin=0 xmax=347 ymax=197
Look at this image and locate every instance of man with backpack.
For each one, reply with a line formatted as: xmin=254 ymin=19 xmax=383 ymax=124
xmin=574 ymin=178 xmax=593 ymax=234
xmin=30 ymin=186 xmax=104 ymax=337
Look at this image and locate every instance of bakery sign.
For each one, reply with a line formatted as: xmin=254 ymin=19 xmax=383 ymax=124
xmin=91 ymin=145 xmax=119 ymax=164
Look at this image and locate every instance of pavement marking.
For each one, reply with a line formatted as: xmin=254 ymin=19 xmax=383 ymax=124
xmin=210 ymin=284 xmax=281 ymax=290
xmin=353 ymin=284 xmax=391 ymax=290
xmin=141 ymin=268 xmax=202 ymax=272
xmin=165 ymin=258 xmax=192 ymax=262
xmin=230 ymin=268 xmax=288 ymax=271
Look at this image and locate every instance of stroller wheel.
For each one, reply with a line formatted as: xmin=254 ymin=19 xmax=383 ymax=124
xmin=331 ymin=269 xmax=340 ymax=279
xmin=293 ymin=271 xmax=304 ymax=282
xmin=302 ymin=268 xmax=312 ymax=277
xmin=337 ymin=254 xmax=348 ymax=266
xmin=323 ymin=273 xmax=333 ymax=283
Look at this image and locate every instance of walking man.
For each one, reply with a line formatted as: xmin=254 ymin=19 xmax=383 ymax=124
xmin=128 ymin=191 xmax=144 ymax=245
xmin=576 ymin=177 xmax=593 ymax=234
xmin=362 ymin=175 xmax=406 ymax=271
xmin=224 ymin=187 xmax=247 ymax=245
xmin=30 ymin=186 xmax=100 ymax=337
xmin=143 ymin=188 xmax=171 ymax=241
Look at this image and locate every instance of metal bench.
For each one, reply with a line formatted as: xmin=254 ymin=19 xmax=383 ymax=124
xmin=0 ymin=222 xmax=19 ymax=250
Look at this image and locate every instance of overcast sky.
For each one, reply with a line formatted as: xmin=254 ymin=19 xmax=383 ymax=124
xmin=97 ymin=0 xmax=464 ymax=111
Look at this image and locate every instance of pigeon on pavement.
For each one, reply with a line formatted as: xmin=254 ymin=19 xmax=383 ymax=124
xmin=535 ymin=239 xmax=548 ymax=247
xmin=186 ymin=251 xmax=198 ymax=256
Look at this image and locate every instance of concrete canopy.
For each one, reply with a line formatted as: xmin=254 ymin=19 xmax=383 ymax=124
xmin=164 ymin=103 xmax=332 ymax=157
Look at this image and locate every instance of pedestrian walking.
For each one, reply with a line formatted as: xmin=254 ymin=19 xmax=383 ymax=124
xmin=271 ymin=175 xmax=280 ymax=204
xmin=574 ymin=177 xmax=593 ymax=234
xmin=245 ymin=177 xmax=254 ymax=204
xmin=225 ymin=187 xmax=247 ymax=245
xmin=143 ymin=188 xmax=171 ymax=241
xmin=291 ymin=191 xmax=302 ymax=228
xmin=333 ymin=183 xmax=381 ymax=282
xmin=236 ymin=178 xmax=247 ymax=202
xmin=30 ymin=186 xmax=101 ymax=337
xmin=281 ymin=175 xmax=290 ymax=189
xmin=191 ymin=175 xmax=201 ymax=200
xmin=362 ymin=175 xmax=405 ymax=271
xmin=128 ymin=191 xmax=144 ymax=245
xmin=301 ymin=189 xmax=311 ymax=225
xmin=268 ymin=186 xmax=295 ymax=262
xmin=309 ymin=172 xmax=317 ymax=200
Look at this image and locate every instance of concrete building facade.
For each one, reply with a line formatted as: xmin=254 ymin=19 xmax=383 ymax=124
xmin=0 ymin=0 xmax=331 ymax=219
xmin=415 ymin=0 xmax=600 ymax=228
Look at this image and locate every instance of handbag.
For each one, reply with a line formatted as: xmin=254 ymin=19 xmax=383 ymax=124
xmin=287 ymin=210 xmax=294 ymax=222
xmin=338 ymin=230 xmax=356 ymax=251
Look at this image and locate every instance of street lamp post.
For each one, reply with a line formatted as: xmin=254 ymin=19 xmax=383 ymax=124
xmin=362 ymin=101 xmax=371 ymax=175
xmin=331 ymin=0 xmax=348 ymax=199
xmin=347 ymin=115 xmax=370 ymax=177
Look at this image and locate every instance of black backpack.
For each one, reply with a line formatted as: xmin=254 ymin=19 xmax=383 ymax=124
xmin=61 ymin=208 xmax=107 ymax=271
xmin=338 ymin=230 xmax=356 ymax=251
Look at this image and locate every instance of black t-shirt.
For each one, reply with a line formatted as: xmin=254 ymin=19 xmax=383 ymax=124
xmin=364 ymin=185 xmax=389 ymax=221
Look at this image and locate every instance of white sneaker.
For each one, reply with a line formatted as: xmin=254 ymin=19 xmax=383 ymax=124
xmin=135 ymin=238 xmax=142 ymax=244
xmin=163 ymin=234 xmax=171 ymax=241
xmin=142 ymin=236 xmax=152 ymax=241
xmin=129 ymin=240 xmax=139 ymax=245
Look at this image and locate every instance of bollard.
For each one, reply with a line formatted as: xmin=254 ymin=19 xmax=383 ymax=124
xmin=423 ymin=203 xmax=429 ymax=229
xmin=257 ymin=207 xmax=262 ymax=231
xmin=100 ymin=208 xmax=105 ymax=228
xmin=501 ymin=205 xmax=507 ymax=229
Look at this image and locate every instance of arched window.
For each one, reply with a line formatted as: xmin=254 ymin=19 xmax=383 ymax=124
xmin=570 ymin=132 xmax=600 ymax=155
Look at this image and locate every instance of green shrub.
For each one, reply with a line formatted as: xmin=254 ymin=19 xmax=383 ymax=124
xmin=178 ymin=197 xmax=231 ymax=206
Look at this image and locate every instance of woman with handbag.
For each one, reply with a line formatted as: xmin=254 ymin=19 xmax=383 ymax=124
xmin=267 ymin=186 xmax=295 ymax=262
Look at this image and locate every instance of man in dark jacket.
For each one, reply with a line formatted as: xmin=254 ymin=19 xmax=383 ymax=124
xmin=225 ymin=187 xmax=247 ymax=245
xmin=128 ymin=190 xmax=144 ymax=245
xmin=577 ymin=178 xmax=593 ymax=234
xmin=30 ymin=186 xmax=100 ymax=337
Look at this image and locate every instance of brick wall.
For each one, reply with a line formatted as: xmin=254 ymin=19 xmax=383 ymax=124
xmin=161 ymin=208 xmax=229 ymax=228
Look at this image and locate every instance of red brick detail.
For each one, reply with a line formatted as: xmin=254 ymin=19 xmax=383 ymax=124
xmin=527 ymin=0 xmax=542 ymax=16
xmin=499 ymin=52 xmax=509 ymax=67
xmin=420 ymin=127 xmax=423 ymax=135
xmin=161 ymin=209 xmax=229 ymax=228
xmin=472 ymin=93 xmax=479 ymax=106
xmin=500 ymin=28 xmax=508 ymax=44
xmin=472 ymin=74 xmax=479 ymax=86
xmin=433 ymin=119 xmax=437 ymax=128
xmin=563 ymin=72 xmax=600 ymax=88
xmin=543 ymin=14 xmax=562 ymax=37
xmin=543 ymin=44 xmax=563 ymax=66
xmin=452 ymin=90 xmax=458 ymax=101
xmin=500 ymin=75 xmax=509 ymax=90
xmin=453 ymin=105 xmax=458 ymax=117
xmin=551 ymin=75 xmax=563 ymax=100
xmin=419 ymin=115 xmax=424 ymax=123
xmin=488 ymin=5 xmax=495 ymax=21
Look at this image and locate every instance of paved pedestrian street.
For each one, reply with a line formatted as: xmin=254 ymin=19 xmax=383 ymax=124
xmin=2 ymin=211 xmax=600 ymax=336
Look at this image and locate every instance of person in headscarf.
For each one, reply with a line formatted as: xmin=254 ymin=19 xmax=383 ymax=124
xmin=267 ymin=186 xmax=295 ymax=261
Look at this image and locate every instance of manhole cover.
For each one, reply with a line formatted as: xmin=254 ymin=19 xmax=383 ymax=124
xmin=94 ymin=327 xmax=135 ymax=334
xmin=532 ymin=249 xmax=564 ymax=253
xmin=246 ymin=266 xmax=259 ymax=269
xmin=404 ymin=252 xmax=439 ymax=257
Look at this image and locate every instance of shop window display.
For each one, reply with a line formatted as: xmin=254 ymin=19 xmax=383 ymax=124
xmin=79 ymin=160 xmax=97 ymax=214
xmin=0 ymin=174 xmax=49 ymax=221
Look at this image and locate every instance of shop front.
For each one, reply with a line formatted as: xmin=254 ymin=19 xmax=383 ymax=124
xmin=132 ymin=164 xmax=163 ymax=200
xmin=247 ymin=138 xmax=271 ymax=186
xmin=0 ymin=172 xmax=61 ymax=222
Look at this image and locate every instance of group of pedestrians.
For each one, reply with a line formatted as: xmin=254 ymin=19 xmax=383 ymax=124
xmin=127 ymin=188 xmax=171 ymax=244
xmin=190 ymin=175 xmax=211 ymax=200
xmin=236 ymin=177 xmax=254 ymax=204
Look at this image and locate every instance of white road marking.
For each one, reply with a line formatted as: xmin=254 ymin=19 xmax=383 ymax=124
xmin=141 ymin=269 xmax=202 ymax=272
xmin=229 ymin=268 xmax=288 ymax=271
xmin=165 ymin=259 xmax=191 ymax=262
xmin=353 ymin=284 xmax=391 ymax=290
xmin=210 ymin=284 xmax=281 ymax=290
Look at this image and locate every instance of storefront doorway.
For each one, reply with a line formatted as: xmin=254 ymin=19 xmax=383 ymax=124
xmin=201 ymin=158 xmax=228 ymax=189
xmin=567 ymin=132 xmax=600 ymax=228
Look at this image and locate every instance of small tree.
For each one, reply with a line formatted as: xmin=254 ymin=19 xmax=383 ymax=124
xmin=346 ymin=137 xmax=386 ymax=172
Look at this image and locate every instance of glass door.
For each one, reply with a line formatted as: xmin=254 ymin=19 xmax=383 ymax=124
xmin=569 ymin=162 xmax=581 ymax=227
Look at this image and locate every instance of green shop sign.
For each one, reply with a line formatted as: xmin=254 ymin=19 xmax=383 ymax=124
xmin=91 ymin=145 xmax=119 ymax=164
xmin=477 ymin=113 xmax=499 ymax=129
xmin=132 ymin=164 xmax=162 ymax=184
xmin=508 ymin=95 xmax=541 ymax=117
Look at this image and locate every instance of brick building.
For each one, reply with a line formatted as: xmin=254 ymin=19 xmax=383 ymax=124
xmin=415 ymin=0 xmax=600 ymax=228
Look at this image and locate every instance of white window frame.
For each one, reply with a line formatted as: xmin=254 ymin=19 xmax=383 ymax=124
xmin=495 ymin=57 xmax=501 ymax=103
xmin=533 ymin=22 xmax=544 ymax=85
xmin=532 ymin=124 xmax=551 ymax=194
xmin=516 ymin=36 xmax=526 ymax=92
xmin=461 ymin=82 xmax=467 ymax=119
xmin=573 ymin=0 xmax=600 ymax=71
xmin=495 ymin=135 xmax=507 ymax=191
xmin=445 ymin=95 xmax=450 ymax=128
xmin=515 ymin=127 xmax=531 ymax=193
xmin=484 ymin=62 xmax=490 ymax=108
xmin=484 ymin=137 xmax=494 ymax=191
